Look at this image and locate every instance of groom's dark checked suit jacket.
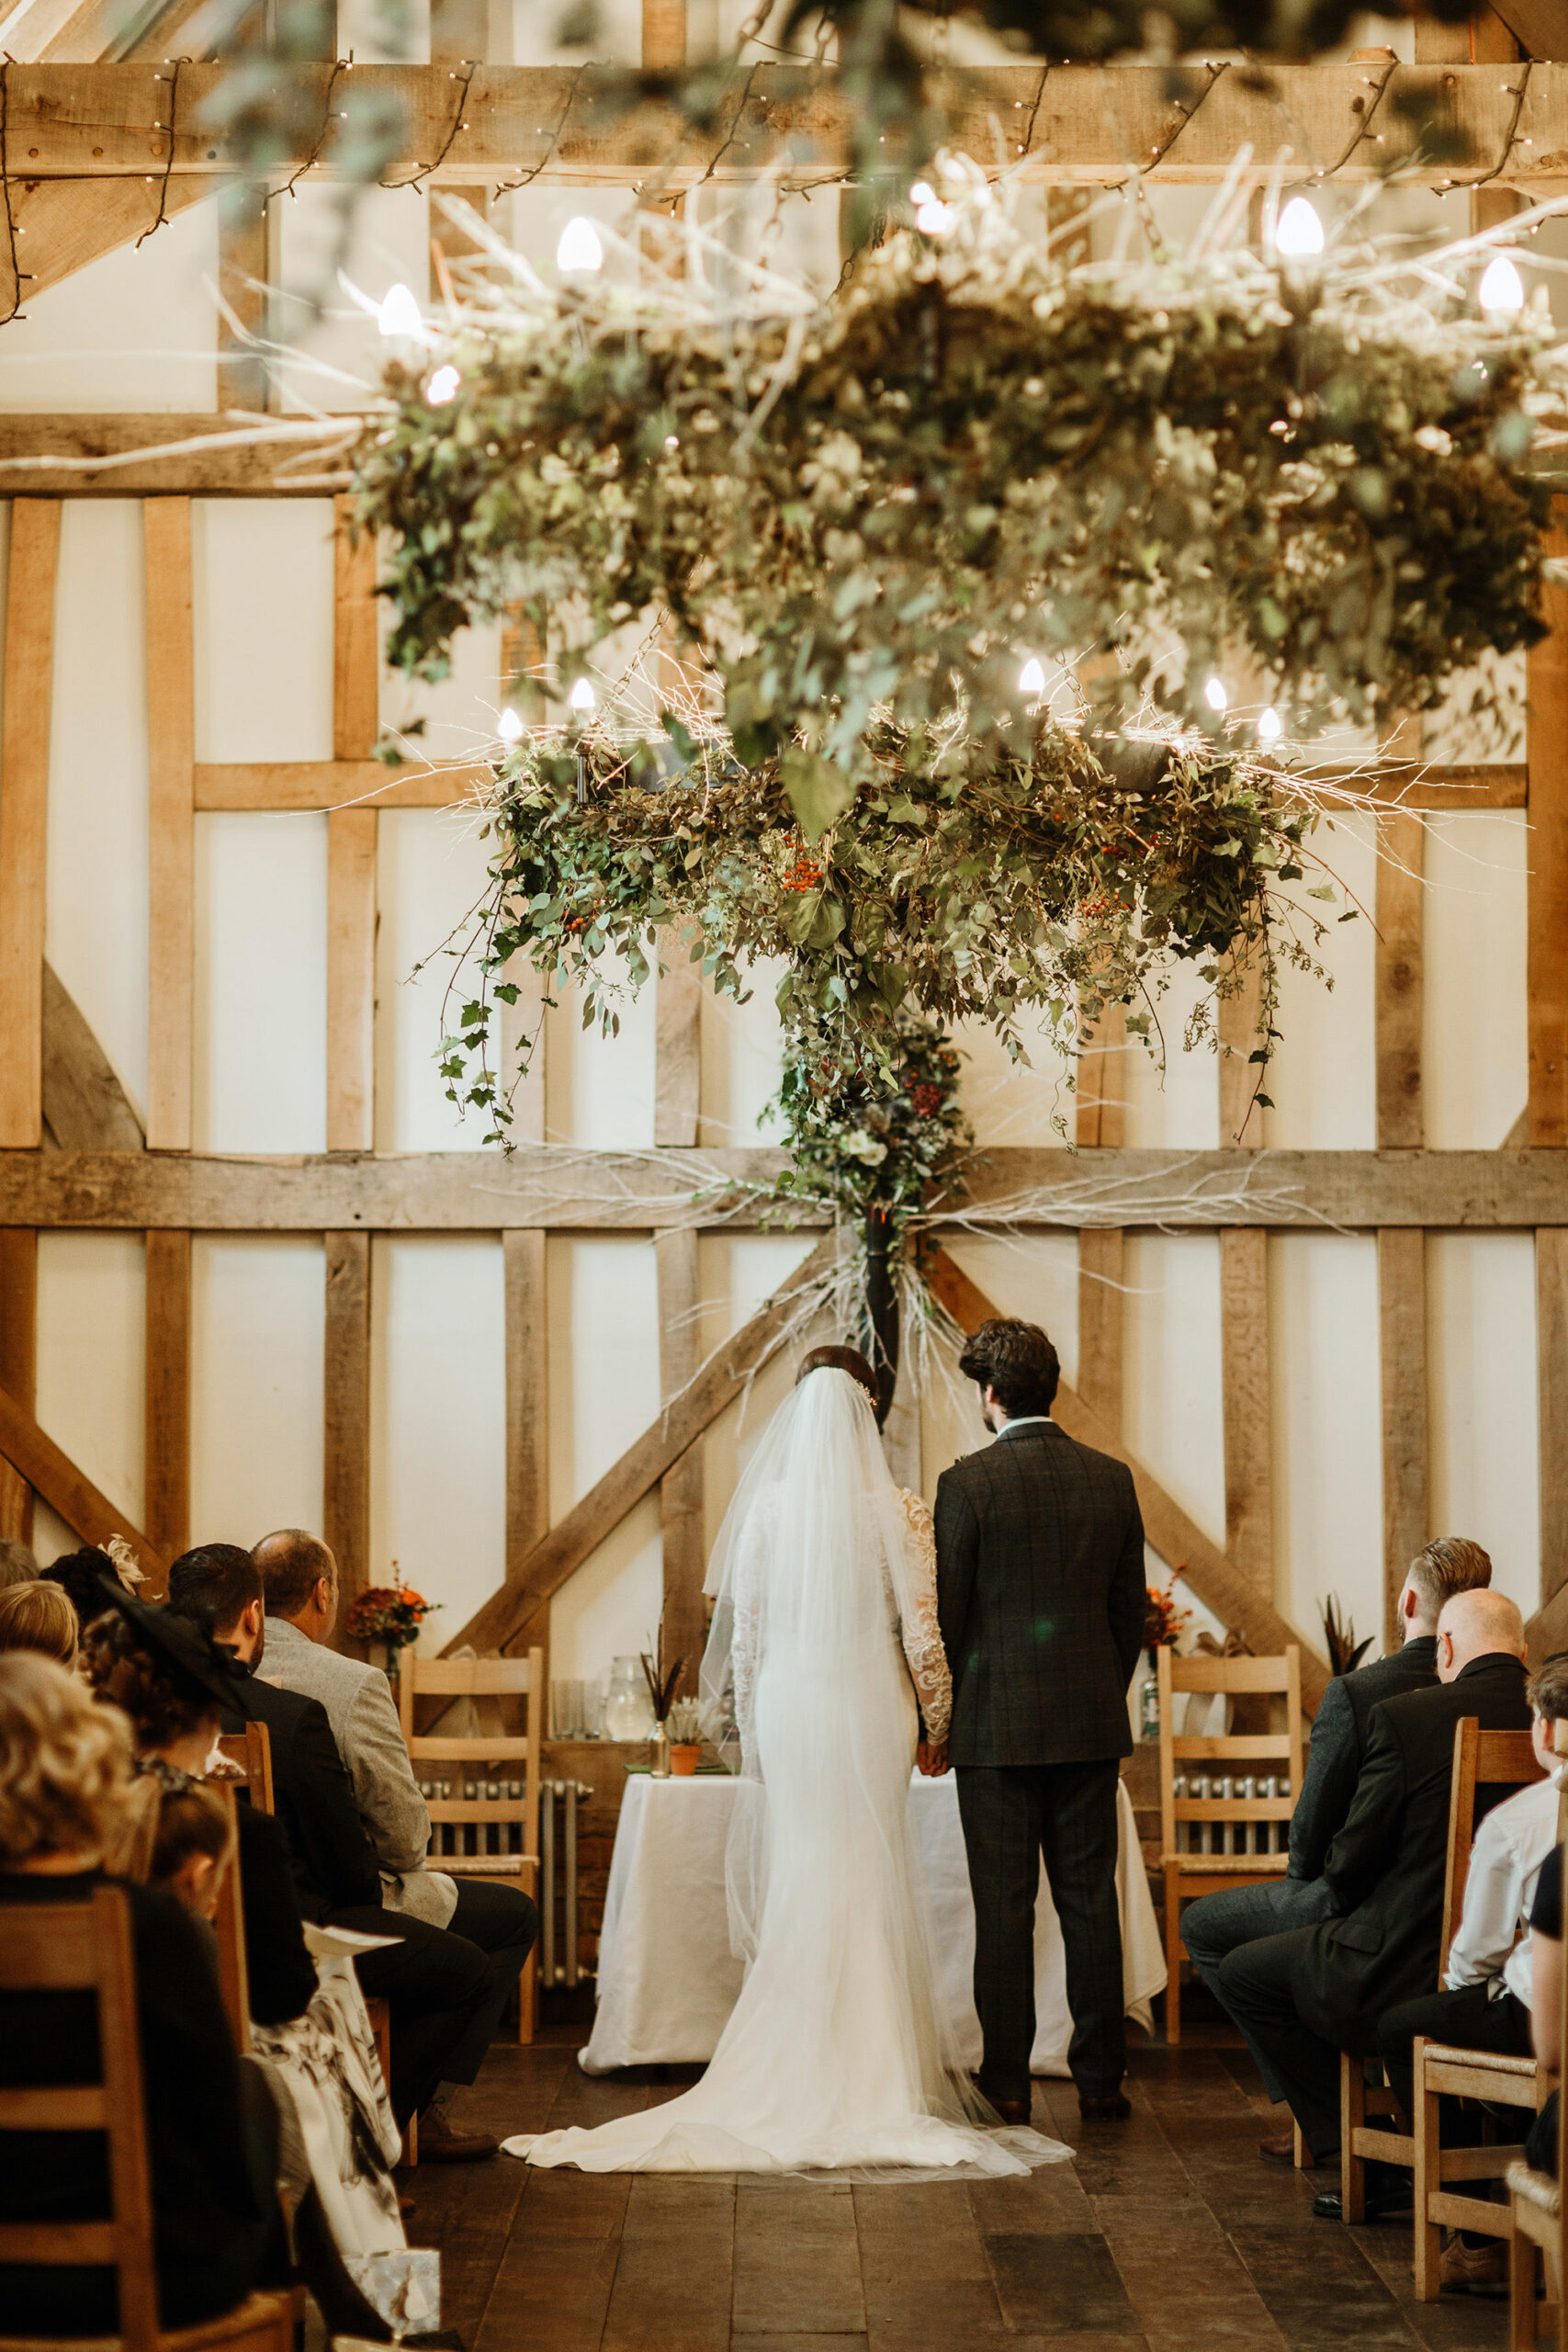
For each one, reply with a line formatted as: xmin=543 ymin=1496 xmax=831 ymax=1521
xmin=935 ymin=1421 xmax=1147 ymax=1766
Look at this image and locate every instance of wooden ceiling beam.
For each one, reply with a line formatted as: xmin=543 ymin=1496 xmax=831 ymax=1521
xmin=1 ymin=60 xmax=1567 ymax=187
xmin=1 ymin=1145 xmax=1567 ymax=1231
xmin=0 ymin=413 xmax=354 ymax=496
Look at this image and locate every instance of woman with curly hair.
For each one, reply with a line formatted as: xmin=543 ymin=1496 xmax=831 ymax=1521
xmin=0 ymin=1650 xmax=284 ymax=2335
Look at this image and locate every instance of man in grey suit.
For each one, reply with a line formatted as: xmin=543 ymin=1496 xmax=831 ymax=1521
xmin=252 ymin=1529 xmax=538 ymax=2160
xmin=1179 ymin=1534 xmax=1490 ymax=2160
xmin=935 ymin=1318 xmax=1146 ymax=2125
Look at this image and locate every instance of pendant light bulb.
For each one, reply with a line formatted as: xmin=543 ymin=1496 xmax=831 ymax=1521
xmin=1277 ymin=197 xmax=1325 ymax=260
xmin=569 ymin=677 xmax=596 ymax=713
xmin=1258 ymin=707 xmax=1283 ymax=745
xmin=426 ymin=365 xmax=461 ymax=405
xmin=498 ymin=707 xmax=525 ymax=745
xmin=1203 ymin=675 xmax=1229 ymax=714
xmin=1018 ymin=657 xmax=1046 ymax=698
xmin=1479 ymin=254 xmax=1526 ymax=321
xmin=377 ymin=282 xmax=423 ymax=339
xmin=557 ymin=217 xmax=604 ymax=275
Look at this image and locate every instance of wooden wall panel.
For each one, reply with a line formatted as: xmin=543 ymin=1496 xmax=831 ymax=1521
xmin=1378 ymin=1226 xmax=1429 ymax=1648
xmin=145 ymin=497 xmax=195 ymax=1152
xmin=654 ymin=930 xmax=702 ymax=1149
xmin=143 ymin=1227 xmax=190 ymax=1579
xmin=328 ymin=498 xmax=379 ymax=1151
xmin=1076 ymin=1010 xmax=1124 ymax=1431
xmin=656 ymin=1224 xmax=705 ymax=1693
xmin=1217 ymin=955 xmax=1266 ymax=1148
xmin=642 ymin=0 xmax=685 ymax=67
xmin=0 ymin=500 xmax=61 ymax=1148
xmin=324 ymin=1230 xmax=371 ymax=1645
xmin=0 ymin=1227 xmax=37 ymax=1544
xmin=1529 ymin=513 xmax=1568 ymax=1147
xmin=217 ymin=187 xmax=269 ymax=416
xmin=504 ymin=1227 xmax=548 ymax=1564
xmin=1375 ymin=810 xmax=1425 ymax=1148
xmin=1539 ymin=1228 xmax=1568 ymax=1611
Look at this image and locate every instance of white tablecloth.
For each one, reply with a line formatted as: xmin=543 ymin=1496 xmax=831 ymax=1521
xmin=580 ymin=1770 xmax=1166 ymax=2077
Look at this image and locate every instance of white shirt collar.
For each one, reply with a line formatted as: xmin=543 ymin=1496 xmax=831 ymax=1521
xmin=996 ymin=1415 xmax=1055 ymax=1438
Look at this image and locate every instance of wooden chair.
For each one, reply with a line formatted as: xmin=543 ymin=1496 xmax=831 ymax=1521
xmin=1157 ymin=1643 xmax=1303 ymax=2044
xmin=1411 ymin=1733 xmax=1564 ymax=2297
xmin=0 ymin=1884 xmax=293 ymax=2352
xmin=1509 ymin=1804 xmax=1568 ymax=2349
xmin=399 ymin=1646 xmax=544 ymax=2044
xmin=1342 ymin=1721 xmax=1542 ymax=2228
xmin=213 ymin=1723 xmax=274 ymax=1816
xmin=206 ymin=1785 xmax=250 ymax=2054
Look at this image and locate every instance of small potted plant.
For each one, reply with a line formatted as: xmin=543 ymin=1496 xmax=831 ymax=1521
xmin=666 ymin=1699 xmax=705 ymax=1775
xmin=344 ymin=1570 xmax=439 ymax=1677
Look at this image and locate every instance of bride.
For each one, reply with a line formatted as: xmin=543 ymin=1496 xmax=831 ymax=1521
xmin=504 ymin=1347 xmax=1068 ymax=2177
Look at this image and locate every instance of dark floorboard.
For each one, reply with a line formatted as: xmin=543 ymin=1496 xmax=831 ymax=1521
xmin=405 ymin=2034 xmax=1515 ymax=2352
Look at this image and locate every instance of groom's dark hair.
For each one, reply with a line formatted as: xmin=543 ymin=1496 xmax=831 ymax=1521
xmin=957 ymin=1319 xmax=1060 ymax=1418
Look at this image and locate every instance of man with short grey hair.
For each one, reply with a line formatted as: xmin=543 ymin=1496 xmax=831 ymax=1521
xmin=1179 ymin=1535 xmax=1492 ymax=2159
xmin=253 ymin=1528 xmax=538 ymax=2162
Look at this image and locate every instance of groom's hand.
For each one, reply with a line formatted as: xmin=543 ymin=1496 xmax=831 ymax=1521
xmin=917 ymin=1740 xmax=950 ymax=1778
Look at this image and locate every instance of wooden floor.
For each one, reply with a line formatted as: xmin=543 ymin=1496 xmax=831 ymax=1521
xmin=403 ymin=2029 xmax=1517 ymax=2352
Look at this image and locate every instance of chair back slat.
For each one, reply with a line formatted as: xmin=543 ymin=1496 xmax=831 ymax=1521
xmin=208 ymin=1783 xmax=252 ymax=2053
xmin=1163 ymin=1654 xmax=1299 ymax=1695
xmin=401 ymin=1657 xmax=536 ymax=1698
xmin=0 ymin=2085 xmax=106 ymax=2130
xmin=1440 ymin=1722 xmax=1543 ymax=1978
xmin=214 ymin=1720 xmax=275 ymax=1815
xmin=1159 ymin=1643 xmax=1302 ymax=1851
xmin=401 ymin=1645 xmax=544 ymax=1873
xmin=0 ymin=2219 xmax=118 ymax=2265
xmin=0 ymin=1905 xmax=96 ymax=1989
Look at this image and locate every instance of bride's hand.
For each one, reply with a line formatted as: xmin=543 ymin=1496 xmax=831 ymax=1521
xmin=917 ymin=1739 xmax=949 ymax=1778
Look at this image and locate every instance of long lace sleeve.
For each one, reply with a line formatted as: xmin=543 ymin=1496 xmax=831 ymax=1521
xmin=890 ymin=1487 xmax=952 ymax=1744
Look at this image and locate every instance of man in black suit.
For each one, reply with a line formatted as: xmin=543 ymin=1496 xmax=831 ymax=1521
xmin=1217 ymin=1588 xmax=1532 ymax=2210
xmin=1180 ymin=1536 xmax=1491 ymax=2154
xmin=934 ymin=1317 xmax=1146 ymax=2124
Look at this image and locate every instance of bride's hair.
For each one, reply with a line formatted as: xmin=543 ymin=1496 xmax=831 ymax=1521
xmin=795 ymin=1345 xmax=878 ymax=1408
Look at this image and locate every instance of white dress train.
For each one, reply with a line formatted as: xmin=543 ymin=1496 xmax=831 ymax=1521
xmin=503 ymin=1368 xmax=1069 ymax=2178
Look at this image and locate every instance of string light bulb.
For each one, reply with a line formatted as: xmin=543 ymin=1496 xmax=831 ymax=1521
xmin=1018 ymin=656 xmax=1045 ymax=697
xmin=377 ymin=282 xmax=423 ymax=339
xmin=498 ymin=707 xmax=525 ymax=744
xmin=915 ymin=197 xmax=956 ymax=235
xmin=569 ymin=677 xmax=596 ymax=713
xmin=1479 ymin=253 xmax=1526 ymax=321
xmin=1203 ymin=676 xmax=1229 ymax=714
xmin=1258 ymin=707 xmax=1283 ymax=744
xmin=556 ymin=217 xmax=604 ymax=274
xmin=1276 ymin=197 xmax=1325 ymax=260
xmin=426 ymin=365 xmax=460 ymax=405
xmin=909 ymin=182 xmax=935 ymax=206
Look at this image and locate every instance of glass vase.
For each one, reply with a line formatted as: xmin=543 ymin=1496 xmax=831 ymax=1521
xmin=604 ymin=1655 xmax=655 ymax=1742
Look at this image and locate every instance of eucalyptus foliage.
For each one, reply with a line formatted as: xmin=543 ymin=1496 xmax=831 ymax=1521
xmin=765 ymin=1006 xmax=974 ymax=1249
xmin=440 ymin=707 xmax=1333 ymax=1138
xmin=356 ymin=174 xmax=1552 ymax=829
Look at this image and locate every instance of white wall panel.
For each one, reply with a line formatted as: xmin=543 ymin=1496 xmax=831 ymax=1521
xmin=194 ymin=813 xmax=328 ymax=1152
xmin=370 ymin=1237 xmax=506 ymax=1648
xmin=192 ymin=500 xmax=335 ymax=764
xmin=695 ymin=1232 xmax=821 ymax=1560
xmin=377 ymin=808 xmax=495 ymax=1150
xmin=191 ymin=1238 xmax=323 ymax=1547
xmin=0 ymin=201 xmax=218 ymax=413
xmin=547 ymin=956 xmax=658 ymax=1148
xmin=1262 ymin=814 xmax=1377 ymax=1148
xmin=1269 ymin=1232 xmax=1383 ymax=1657
xmin=276 ymin=186 xmax=433 ymax=415
xmin=1123 ymin=1233 xmax=1225 ymax=1555
xmin=547 ymin=1236 xmax=663 ymax=1677
xmin=1120 ymin=961 xmax=1221 ymax=1150
xmin=47 ymin=501 xmax=150 ymax=1119
xmin=700 ymin=962 xmax=789 ymax=1147
xmin=955 ymin=1007 xmax=1075 ymax=1148
xmin=36 ymin=1234 xmax=145 ymax=1528
xmin=380 ymin=620 xmax=502 ymax=763
xmin=1427 ymin=1233 xmax=1540 ymax=1619
xmin=1423 ymin=815 xmax=1529 ymax=1149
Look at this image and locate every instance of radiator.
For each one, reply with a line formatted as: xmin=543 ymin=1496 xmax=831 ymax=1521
xmin=541 ymin=1780 xmax=594 ymax=1989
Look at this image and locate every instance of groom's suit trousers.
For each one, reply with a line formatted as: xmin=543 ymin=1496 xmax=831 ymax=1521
xmin=956 ymin=1758 xmax=1124 ymax=2105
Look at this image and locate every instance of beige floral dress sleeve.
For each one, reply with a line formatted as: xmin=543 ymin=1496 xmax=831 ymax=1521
xmin=890 ymin=1487 xmax=953 ymax=1744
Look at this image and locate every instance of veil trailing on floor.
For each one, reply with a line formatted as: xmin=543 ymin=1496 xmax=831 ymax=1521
xmin=504 ymin=1369 xmax=1067 ymax=2176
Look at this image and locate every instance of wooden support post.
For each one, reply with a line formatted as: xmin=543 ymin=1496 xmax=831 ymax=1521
xmin=656 ymin=1225 xmax=705 ymax=1692
xmin=1539 ymin=1229 xmax=1568 ymax=1611
xmin=1218 ymin=955 xmax=1266 ymax=1148
xmin=655 ymin=930 xmax=702 ymax=1149
xmin=0 ymin=1228 xmax=37 ymax=1544
xmin=1219 ymin=1227 xmax=1273 ymax=1602
xmin=217 ymin=184 xmax=269 ymax=414
xmin=1378 ymin=1227 xmax=1429 ymax=1650
xmin=504 ymin=1225 xmax=548 ymax=1549
xmin=1529 ymin=510 xmax=1568 ymax=1148
xmin=1376 ymin=809 xmax=1425 ymax=1148
xmin=1076 ymin=1003 xmax=1124 ymax=1432
xmin=429 ymin=0 xmax=489 ymax=65
xmin=329 ymin=497 xmax=378 ymax=1151
xmin=0 ymin=500 xmax=61 ymax=1150
xmin=143 ymin=1228 xmax=190 ymax=1579
xmin=324 ymin=1231 xmax=371 ymax=1645
xmin=146 ymin=498 xmax=195 ymax=1152
xmin=1413 ymin=12 xmax=1517 ymax=63
xmin=642 ymin=0 xmax=684 ymax=69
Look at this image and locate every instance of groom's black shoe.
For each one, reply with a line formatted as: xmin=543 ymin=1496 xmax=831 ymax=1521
xmin=1078 ymin=2092 xmax=1132 ymax=2121
xmin=989 ymin=2097 xmax=1032 ymax=2126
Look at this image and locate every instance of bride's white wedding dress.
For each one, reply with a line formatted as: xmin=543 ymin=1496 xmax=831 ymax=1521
xmin=503 ymin=1366 xmax=1068 ymax=2177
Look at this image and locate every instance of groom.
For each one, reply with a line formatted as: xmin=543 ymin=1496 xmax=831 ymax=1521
xmin=932 ymin=1317 xmax=1147 ymax=2123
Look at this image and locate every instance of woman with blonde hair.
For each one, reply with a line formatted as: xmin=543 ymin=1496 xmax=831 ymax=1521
xmin=0 ymin=1578 xmax=79 ymax=1665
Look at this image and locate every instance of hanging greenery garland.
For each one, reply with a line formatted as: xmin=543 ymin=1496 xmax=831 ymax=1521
xmin=438 ymin=699 xmax=1336 ymax=1137
xmin=355 ymin=169 xmax=1558 ymax=828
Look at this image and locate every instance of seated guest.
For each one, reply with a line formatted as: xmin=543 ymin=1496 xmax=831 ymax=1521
xmin=1182 ymin=1536 xmax=1487 ymax=2158
xmin=166 ymin=1544 xmax=383 ymax=1926
xmin=252 ymin=1526 xmax=539 ymax=2160
xmin=40 ymin=1547 xmax=124 ymax=1638
xmin=1371 ymin=1655 xmax=1566 ymax=2288
xmin=0 ymin=1651 xmax=283 ymax=2335
xmin=1217 ymin=1588 xmax=1532 ymax=2216
xmin=0 ymin=1577 xmax=79 ymax=1664
xmin=147 ymin=1779 xmax=234 ymax=1917
xmin=1523 ymin=1840 xmax=1563 ymax=2180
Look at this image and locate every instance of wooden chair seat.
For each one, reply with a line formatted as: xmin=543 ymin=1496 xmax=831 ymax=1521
xmin=1161 ymin=1852 xmax=1292 ymax=1878
xmin=0 ymin=2288 xmax=295 ymax=2352
xmin=1508 ymin=2161 xmax=1561 ymax=2227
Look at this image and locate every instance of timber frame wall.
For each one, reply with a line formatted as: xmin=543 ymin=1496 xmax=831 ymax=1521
xmin=0 ymin=5 xmax=1566 ymax=1708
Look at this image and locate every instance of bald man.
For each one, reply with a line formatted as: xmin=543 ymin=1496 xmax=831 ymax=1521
xmin=1218 ymin=1588 xmax=1532 ymax=2212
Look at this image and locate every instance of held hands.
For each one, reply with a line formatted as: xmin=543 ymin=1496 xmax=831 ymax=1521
xmin=916 ymin=1739 xmax=950 ymax=1779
